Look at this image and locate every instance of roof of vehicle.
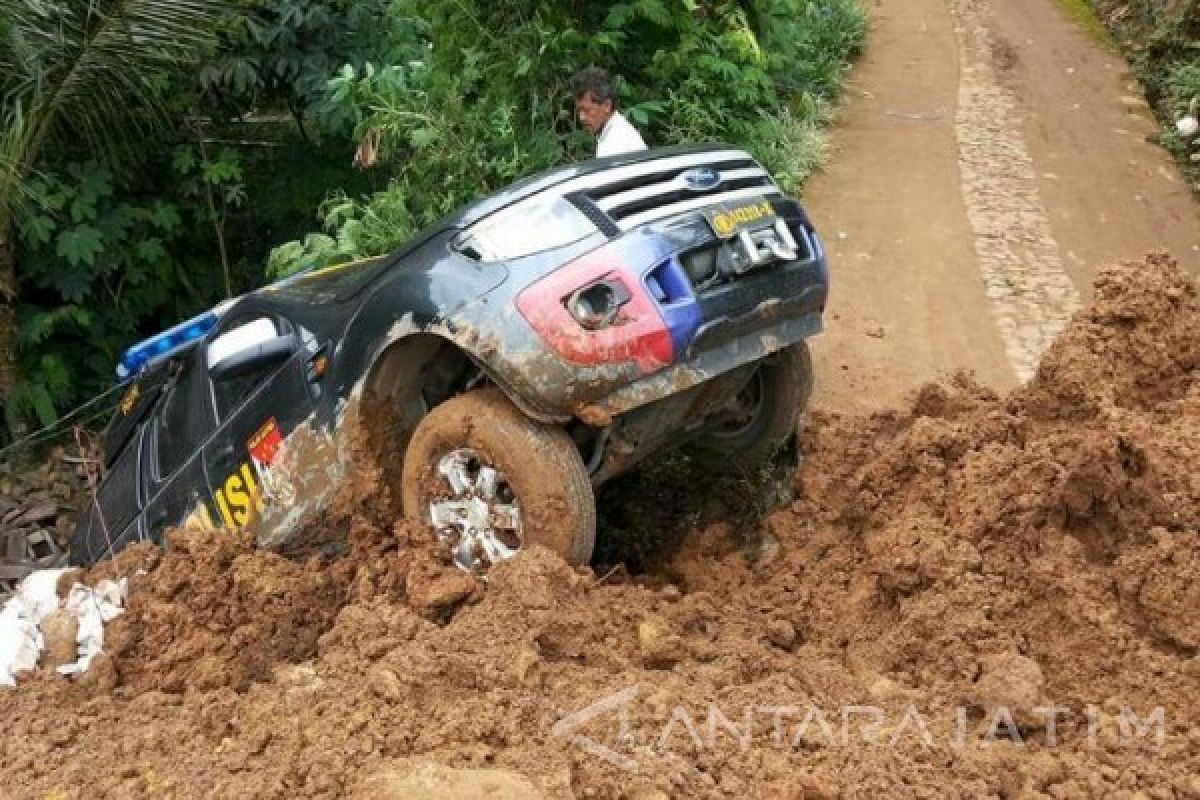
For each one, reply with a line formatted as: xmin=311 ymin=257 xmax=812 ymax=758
xmin=257 ymin=254 xmax=395 ymax=304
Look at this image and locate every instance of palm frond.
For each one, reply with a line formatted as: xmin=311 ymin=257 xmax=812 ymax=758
xmin=0 ymin=0 xmax=240 ymax=205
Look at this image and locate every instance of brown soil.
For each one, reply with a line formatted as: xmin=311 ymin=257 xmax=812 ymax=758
xmin=1 ymin=253 xmax=1196 ymax=799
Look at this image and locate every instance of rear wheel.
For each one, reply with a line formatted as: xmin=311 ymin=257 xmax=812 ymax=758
xmin=689 ymin=342 xmax=814 ymax=475
xmin=401 ymin=388 xmax=595 ymax=573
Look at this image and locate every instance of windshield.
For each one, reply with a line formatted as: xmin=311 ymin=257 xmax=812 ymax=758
xmin=456 ymin=194 xmax=597 ymax=261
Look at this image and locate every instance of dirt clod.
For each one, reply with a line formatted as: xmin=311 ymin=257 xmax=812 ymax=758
xmin=637 ymin=614 xmax=685 ymax=670
xmin=970 ymin=652 xmax=1046 ymax=725
xmin=38 ymin=610 xmax=77 ymax=670
xmin=407 ymin=564 xmax=479 ymax=620
xmin=765 ymin=618 xmax=797 ymax=651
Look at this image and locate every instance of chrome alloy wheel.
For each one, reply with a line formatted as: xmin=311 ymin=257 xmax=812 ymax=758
xmin=428 ymin=448 xmax=523 ymax=573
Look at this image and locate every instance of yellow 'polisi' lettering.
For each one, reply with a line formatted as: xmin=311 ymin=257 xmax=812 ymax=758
xmin=224 ymin=473 xmax=250 ymax=527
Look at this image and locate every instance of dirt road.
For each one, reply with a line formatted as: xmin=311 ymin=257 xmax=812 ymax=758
xmin=806 ymin=0 xmax=1200 ymax=412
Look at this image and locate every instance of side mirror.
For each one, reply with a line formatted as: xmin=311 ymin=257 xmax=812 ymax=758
xmin=209 ymin=323 xmax=298 ymax=381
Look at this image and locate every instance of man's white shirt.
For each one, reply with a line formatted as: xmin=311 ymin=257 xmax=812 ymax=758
xmin=596 ymin=111 xmax=648 ymax=158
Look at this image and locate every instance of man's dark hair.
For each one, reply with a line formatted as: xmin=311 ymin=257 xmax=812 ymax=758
xmin=571 ymin=67 xmax=617 ymax=107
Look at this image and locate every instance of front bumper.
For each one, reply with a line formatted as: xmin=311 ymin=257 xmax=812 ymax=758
xmin=476 ymin=243 xmax=828 ymax=423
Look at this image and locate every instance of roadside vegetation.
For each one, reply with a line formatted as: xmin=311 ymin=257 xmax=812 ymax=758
xmin=0 ymin=0 xmax=865 ymax=443
xmin=1085 ymin=0 xmax=1200 ymax=192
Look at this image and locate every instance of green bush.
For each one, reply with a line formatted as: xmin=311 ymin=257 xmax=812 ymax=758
xmin=269 ymin=0 xmax=867 ymax=276
xmin=1168 ymin=64 xmax=1200 ymax=111
xmin=1087 ymin=0 xmax=1200 ymax=192
xmin=3 ymin=0 xmax=866 ymax=440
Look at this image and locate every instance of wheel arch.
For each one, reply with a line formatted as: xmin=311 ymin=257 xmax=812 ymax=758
xmin=354 ymin=332 xmax=583 ymax=518
xmin=360 ymin=330 xmax=567 ymax=428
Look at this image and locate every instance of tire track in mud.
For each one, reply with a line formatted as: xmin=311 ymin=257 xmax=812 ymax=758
xmin=949 ymin=0 xmax=1082 ymax=382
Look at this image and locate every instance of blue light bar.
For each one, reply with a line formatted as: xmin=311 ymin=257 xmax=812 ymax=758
xmin=116 ymin=310 xmax=219 ymax=380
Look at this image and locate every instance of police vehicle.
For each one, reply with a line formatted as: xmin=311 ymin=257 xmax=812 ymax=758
xmin=69 ymin=144 xmax=829 ymax=574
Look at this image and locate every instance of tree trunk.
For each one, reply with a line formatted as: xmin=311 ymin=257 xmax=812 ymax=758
xmin=0 ymin=227 xmax=17 ymax=401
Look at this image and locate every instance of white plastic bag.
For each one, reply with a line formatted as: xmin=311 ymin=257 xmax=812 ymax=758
xmin=0 ymin=569 xmax=126 ymax=685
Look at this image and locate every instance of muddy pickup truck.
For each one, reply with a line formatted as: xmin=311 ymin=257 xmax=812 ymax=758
xmin=67 ymin=144 xmax=829 ymax=574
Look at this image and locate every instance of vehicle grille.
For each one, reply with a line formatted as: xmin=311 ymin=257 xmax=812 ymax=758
xmin=678 ymin=221 xmax=818 ymax=291
xmin=562 ymin=149 xmax=784 ymax=232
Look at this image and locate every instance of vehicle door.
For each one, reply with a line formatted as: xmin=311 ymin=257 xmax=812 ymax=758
xmin=71 ymin=423 xmax=152 ymax=565
xmin=200 ymin=312 xmax=317 ymax=537
xmin=140 ymin=348 xmax=218 ymax=542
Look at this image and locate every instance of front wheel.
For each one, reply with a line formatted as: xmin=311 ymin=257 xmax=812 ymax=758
xmin=689 ymin=342 xmax=814 ymax=475
xmin=401 ymin=388 xmax=596 ymax=574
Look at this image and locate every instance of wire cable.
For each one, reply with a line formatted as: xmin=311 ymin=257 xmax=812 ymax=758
xmin=0 ymin=381 xmax=129 ymax=460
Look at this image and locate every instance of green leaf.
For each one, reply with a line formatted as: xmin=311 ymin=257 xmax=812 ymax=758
xmin=230 ymin=59 xmax=258 ymax=94
xmin=29 ymin=384 xmax=57 ymax=429
xmin=135 ymin=237 xmax=167 ymax=264
xmin=410 ymin=126 xmax=439 ymax=149
xmin=19 ymin=306 xmax=90 ymax=346
xmin=98 ymin=203 xmax=140 ymax=242
xmin=592 ymin=31 xmax=623 ymax=52
xmin=149 ymin=201 xmax=182 ymax=233
xmin=81 ymin=163 xmax=112 ymax=195
xmin=69 ymin=194 xmax=98 ymax=224
xmin=27 ymin=175 xmax=69 ymax=212
xmin=604 ymin=4 xmax=635 ymax=30
xmin=172 ymin=147 xmax=197 ymax=175
xmin=39 ymin=354 xmax=71 ymax=396
xmin=201 ymin=149 xmax=243 ymax=185
xmin=68 ymin=162 xmax=113 ymax=221
xmin=633 ymin=0 xmax=673 ymax=27
xmin=55 ymin=225 xmax=104 ymax=267
xmin=51 ymin=268 xmax=96 ymax=304
xmin=18 ymin=214 xmax=55 ymax=248
xmin=266 ymin=241 xmax=307 ymax=278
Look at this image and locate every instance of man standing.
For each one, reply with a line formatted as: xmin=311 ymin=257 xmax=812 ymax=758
xmin=571 ymin=67 xmax=648 ymax=158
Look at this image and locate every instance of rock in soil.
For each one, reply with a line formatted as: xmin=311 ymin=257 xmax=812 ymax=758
xmin=765 ymin=618 xmax=798 ymax=651
xmin=638 ymin=614 xmax=686 ymax=669
xmin=38 ymin=610 xmax=78 ymax=670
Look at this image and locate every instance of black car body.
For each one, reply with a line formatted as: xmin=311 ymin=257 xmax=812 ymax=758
xmin=69 ymin=144 xmax=829 ymax=569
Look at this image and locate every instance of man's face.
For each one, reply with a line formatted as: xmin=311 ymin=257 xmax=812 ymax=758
xmin=575 ymin=92 xmax=613 ymax=134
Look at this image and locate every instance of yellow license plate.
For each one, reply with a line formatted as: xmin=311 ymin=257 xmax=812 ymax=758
xmin=703 ymin=199 xmax=777 ymax=239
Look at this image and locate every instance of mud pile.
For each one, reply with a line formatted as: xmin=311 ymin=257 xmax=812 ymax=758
xmin=1 ymin=253 xmax=1197 ymax=799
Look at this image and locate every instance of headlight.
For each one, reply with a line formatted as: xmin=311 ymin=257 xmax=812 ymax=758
xmin=515 ymin=230 xmax=702 ymax=374
xmin=566 ymin=279 xmax=631 ymax=330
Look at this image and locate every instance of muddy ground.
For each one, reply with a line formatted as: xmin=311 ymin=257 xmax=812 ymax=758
xmin=1 ymin=253 xmax=1196 ymax=798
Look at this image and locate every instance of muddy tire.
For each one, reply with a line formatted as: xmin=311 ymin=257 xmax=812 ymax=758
xmin=401 ymin=388 xmax=595 ymax=572
xmin=689 ymin=342 xmax=814 ymax=475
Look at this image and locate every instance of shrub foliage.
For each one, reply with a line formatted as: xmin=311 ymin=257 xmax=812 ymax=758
xmin=1086 ymin=0 xmax=1200 ymax=191
xmin=1 ymin=0 xmax=865 ymax=440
